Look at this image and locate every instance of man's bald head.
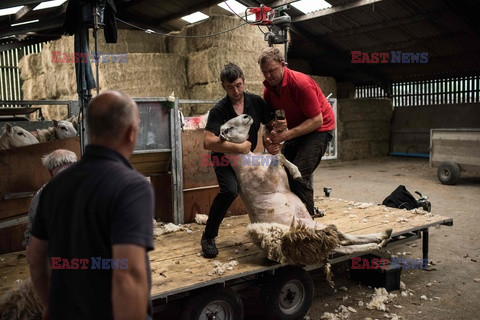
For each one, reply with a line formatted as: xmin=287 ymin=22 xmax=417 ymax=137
xmin=87 ymin=91 xmax=139 ymax=143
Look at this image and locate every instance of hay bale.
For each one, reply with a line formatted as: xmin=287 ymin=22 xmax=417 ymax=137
xmin=88 ymin=29 xmax=167 ymax=53
xmin=18 ymin=16 xmax=272 ymax=109
xmin=17 ymin=55 xmax=34 ymax=81
xmin=40 ymin=105 xmax=70 ymax=121
xmin=245 ymin=81 xmax=265 ymax=97
xmin=189 ymin=82 xmax=224 ymax=101
xmin=29 ymin=74 xmax=47 ymax=99
xmin=186 ymin=15 xmax=266 ymax=52
xmin=185 ymin=81 xmax=264 ymax=116
xmin=187 ymin=47 xmax=263 ymax=86
xmin=336 ymin=98 xmax=392 ymax=161
xmin=166 ymin=30 xmax=189 ymax=54
xmin=311 ymin=76 xmax=337 ymax=98
xmin=99 ymin=53 xmax=188 ymax=98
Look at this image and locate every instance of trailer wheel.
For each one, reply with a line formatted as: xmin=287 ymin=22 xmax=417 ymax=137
xmin=437 ymin=161 xmax=461 ymax=185
xmin=182 ymin=287 xmax=244 ymax=320
xmin=262 ymin=266 xmax=314 ymax=320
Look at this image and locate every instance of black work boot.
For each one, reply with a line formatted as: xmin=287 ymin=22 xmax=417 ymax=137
xmin=201 ymin=233 xmax=218 ymax=258
xmin=311 ymin=206 xmax=325 ymax=218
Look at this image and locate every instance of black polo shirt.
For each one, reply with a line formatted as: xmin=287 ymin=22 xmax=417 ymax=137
xmin=205 ymin=92 xmax=273 ymax=158
xmin=32 ymin=144 xmax=154 ymax=320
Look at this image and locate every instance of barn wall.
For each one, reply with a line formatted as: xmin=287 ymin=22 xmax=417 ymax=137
xmin=335 ymin=98 xmax=393 ymax=162
xmin=391 ymin=103 xmax=480 ymax=155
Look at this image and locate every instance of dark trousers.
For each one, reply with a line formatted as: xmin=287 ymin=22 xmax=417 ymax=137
xmin=204 ymin=162 xmax=238 ymax=239
xmin=283 ymin=131 xmax=332 ymax=215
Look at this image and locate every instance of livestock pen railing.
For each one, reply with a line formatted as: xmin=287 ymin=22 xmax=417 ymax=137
xmin=355 ymin=75 xmax=480 ymax=107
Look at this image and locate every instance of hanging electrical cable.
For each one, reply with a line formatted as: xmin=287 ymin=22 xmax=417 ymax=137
xmin=116 ymin=18 xmax=247 ymax=38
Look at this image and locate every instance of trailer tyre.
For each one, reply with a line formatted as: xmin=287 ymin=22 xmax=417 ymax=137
xmin=181 ymin=287 xmax=244 ymax=320
xmin=262 ymin=266 xmax=314 ymax=320
xmin=437 ymin=161 xmax=460 ymax=185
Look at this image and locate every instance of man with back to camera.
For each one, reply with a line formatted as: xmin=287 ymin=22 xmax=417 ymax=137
xmin=27 ymin=91 xmax=155 ymax=320
xmin=201 ymin=62 xmax=281 ymax=258
xmin=258 ymin=47 xmax=336 ymax=218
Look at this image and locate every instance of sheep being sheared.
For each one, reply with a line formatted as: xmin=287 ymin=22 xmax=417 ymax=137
xmin=0 ymin=123 xmax=39 ymax=150
xmin=34 ymin=119 xmax=77 ymax=143
xmin=219 ymin=114 xmax=392 ymax=268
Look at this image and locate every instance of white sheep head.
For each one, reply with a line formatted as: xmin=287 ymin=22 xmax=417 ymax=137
xmin=0 ymin=123 xmax=39 ymax=149
xmin=219 ymin=114 xmax=253 ymax=143
xmin=53 ymin=119 xmax=77 ymax=139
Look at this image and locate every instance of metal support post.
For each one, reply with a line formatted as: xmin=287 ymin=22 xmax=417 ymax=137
xmin=422 ymin=228 xmax=429 ymax=261
xmin=170 ymin=98 xmax=184 ymax=224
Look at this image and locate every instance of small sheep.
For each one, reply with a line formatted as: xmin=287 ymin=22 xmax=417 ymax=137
xmin=34 ymin=119 xmax=77 ymax=143
xmin=0 ymin=123 xmax=39 ymax=150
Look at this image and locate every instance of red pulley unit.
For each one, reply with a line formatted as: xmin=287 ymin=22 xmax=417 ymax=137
xmin=247 ymin=5 xmax=274 ymax=25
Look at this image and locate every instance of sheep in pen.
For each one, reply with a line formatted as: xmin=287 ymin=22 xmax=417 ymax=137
xmin=0 ymin=118 xmax=77 ymax=151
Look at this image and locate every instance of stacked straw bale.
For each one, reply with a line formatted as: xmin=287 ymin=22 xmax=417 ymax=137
xmin=18 ymin=30 xmax=181 ymax=119
xmin=172 ymin=15 xmax=268 ymax=115
xmin=97 ymin=53 xmax=188 ymax=98
xmin=18 ymin=36 xmax=75 ymax=119
xmin=19 ymin=15 xmax=336 ymax=118
xmin=311 ymin=76 xmax=337 ymax=98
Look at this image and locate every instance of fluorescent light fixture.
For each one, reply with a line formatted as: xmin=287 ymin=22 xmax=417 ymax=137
xmin=11 ymin=19 xmax=39 ymax=27
xmin=145 ymin=29 xmax=155 ymax=34
xmin=218 ymin=0 xmax=247 ymax=14
xmin=291 ymin=0 xmax=332 ymax=14
xmin=0 ymin=6 xmax=23 ymax=17
xmin=34 ymin=0 xmax=67 ymax=11
xmin=181 ymin=11 xmax=209 ymax=24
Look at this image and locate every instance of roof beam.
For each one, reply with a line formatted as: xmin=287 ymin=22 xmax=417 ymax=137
xmin=14 ymin=4 xmax=36 ymax=22
xmin=268 ymin=0 xmax=300 ymax=8
xmin=354 ymin=31 xmax=471 ymax=53
xmin=152 ymin=0 xmax=222 ymax=25
xmin=0 ymin=35 xmax=59 ymax=52
xmin=323 ymin=10 xmax=445 ymax=40
xmin=441 ymin=0 xmax=480 ymax=37
xmin=0 ymin=16 xmax=64 ymax=39
xmin=288 ymin=24 xmax=389 ymax=86
xmin=0 ymin=1 xmax=42 ymax=10
xmin=292 ymin=0 xmax=383 ymax=23
xmin=385 ymin=52 xmax=480 ymax=82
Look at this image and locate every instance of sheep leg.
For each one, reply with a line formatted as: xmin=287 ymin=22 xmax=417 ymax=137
xmin=277 ymin=154 xmax=302 ymax=180
xmin=334 ymin=242 xmax=384 ymax=255
xmin=339 ymin=229 xmax=392 ymax=246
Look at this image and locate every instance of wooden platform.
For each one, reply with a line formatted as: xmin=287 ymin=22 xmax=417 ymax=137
xmin=0 ymin=198 xmax=453 ymax=300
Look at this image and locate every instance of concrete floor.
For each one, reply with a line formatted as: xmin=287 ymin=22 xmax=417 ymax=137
xmin=304 ymin=156 xmax=480 ymax=320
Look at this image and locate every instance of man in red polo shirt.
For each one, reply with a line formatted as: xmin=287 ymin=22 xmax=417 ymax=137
xmin=258 ymin=47 xmax=336 ymax=217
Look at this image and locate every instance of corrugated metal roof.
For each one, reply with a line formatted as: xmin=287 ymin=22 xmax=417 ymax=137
xmin=258 ymin=0 xmax=480 ymax=84
xmin=1 ymin=0 xmax=479 ymax=84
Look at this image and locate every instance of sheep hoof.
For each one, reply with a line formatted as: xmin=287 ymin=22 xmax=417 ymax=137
xmin=378 ymin=237 xmax=390 ymax=248
xmin=384 ymin=228 xmax=393 ymax=239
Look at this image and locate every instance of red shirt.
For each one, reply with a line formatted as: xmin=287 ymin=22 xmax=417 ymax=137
xmin=263 ymin=67 xmax=335 ymax=132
